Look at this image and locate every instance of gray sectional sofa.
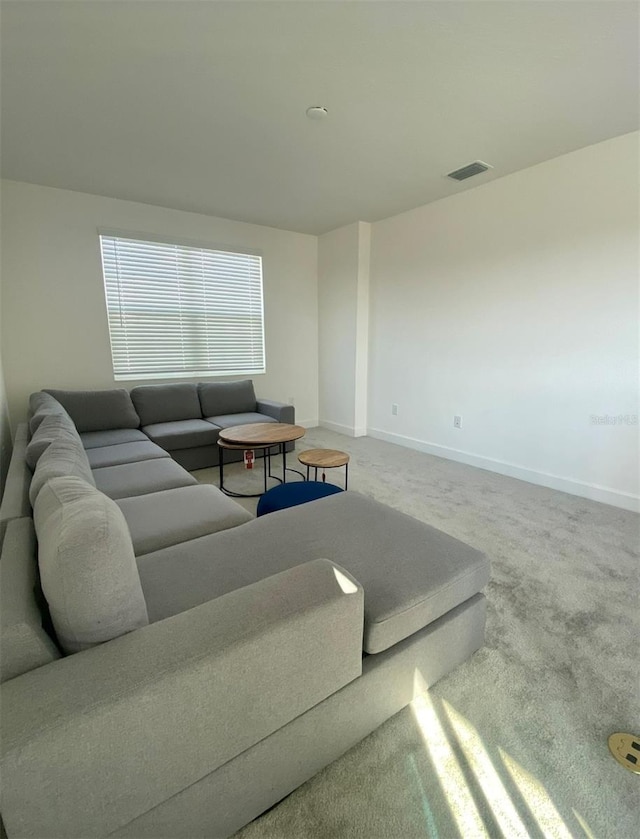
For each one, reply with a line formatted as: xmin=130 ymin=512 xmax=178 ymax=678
xmin=0 ymin=384 xmax=490 ymax=839
xmin=45 ymin=379 xmax=295 ymax=471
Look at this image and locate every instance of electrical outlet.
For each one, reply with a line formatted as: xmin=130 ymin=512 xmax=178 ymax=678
xmin=391 ymin=403 xmax=398 ymax=416
xmin=453 ymin=415 xmax=462 ymax=429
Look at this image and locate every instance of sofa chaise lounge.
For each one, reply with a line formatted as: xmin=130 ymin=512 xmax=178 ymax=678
xmin=0 ymin=384 xmax=490 ymax=839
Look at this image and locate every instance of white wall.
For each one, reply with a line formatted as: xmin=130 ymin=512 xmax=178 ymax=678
xmin=0 ymin=181 xmax=318 ymax=427
xmin=2 ymin=135 xmax=637 ymax=510
xmin=354 ymin=223 xmax=371 ymax=436
xmin=368 ymin=132 xmax=639 ymax=511
xmin=318 ymin=221 xmax=370 ymax=436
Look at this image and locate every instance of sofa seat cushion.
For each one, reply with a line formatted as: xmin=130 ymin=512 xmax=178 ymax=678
xmin=80 ymin=429 xmax=148 ymax=449
xmin=204 ymin=412 xmax=278 ymax=430
xmin=116 ymin=484 xmax=252 ymax=556
xmin=142 ymin=419 xmax=220 ymax=451
xmin=130 ymin=383 xmax=201 ymax=426
xmin=44 ymin=389 xmax=140 ymax=432
xmin=86 ymin=441 xmax=169 ymax=469
xmin=33 ymin=476 xmax=148 ymax=654
xmin=198 ymin=380 xmax=256 ymax=417
xmin=29 ymin=437 xmax=96 ymax=507
xmin=138 ymin=491 xmax=490 ymax=655
xmin=93 ymin=458 xmax=197 ymax=500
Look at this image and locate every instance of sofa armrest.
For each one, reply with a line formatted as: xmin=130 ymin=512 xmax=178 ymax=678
xmin=0 ymin=425 xmax=31 ymax=545
xmin=0 ymin=518 xmax=61 ymax=683
xmin=256 ymin=398 xmax=295 ymax=424
xmin=0 ymin=559 xmax=364 ymax=839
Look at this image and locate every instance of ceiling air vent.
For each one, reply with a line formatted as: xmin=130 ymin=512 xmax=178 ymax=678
xmin=447 ymin=161 xmax=493 ymax=181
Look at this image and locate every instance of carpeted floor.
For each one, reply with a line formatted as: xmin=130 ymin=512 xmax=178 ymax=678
xmin=193 ymin=428 xmax=639 ymax=839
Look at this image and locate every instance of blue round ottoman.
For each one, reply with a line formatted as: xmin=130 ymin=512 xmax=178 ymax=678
xmin=256 ymin=480 xmax=343 ymax=517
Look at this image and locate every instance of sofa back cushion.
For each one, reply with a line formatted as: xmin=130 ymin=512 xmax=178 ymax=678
xmin=198 ymin=380 xmax=256 ymax=418
xmin=25 ymin=414 xmax=83 ymax=470
xmin=44 ymin=389 xmax=140 ymax=433
xmin=0 ymin=518 xmax=61 ymax=682
xmin=130 ymin=383 xmax=201 ymax=425
xmin=28 ymin=392 xmax=70 ymax=434
xmin=33 ymin=476 xmax=149 ymax=654
xmin=29 ymin=437 xmax=96 ymax=507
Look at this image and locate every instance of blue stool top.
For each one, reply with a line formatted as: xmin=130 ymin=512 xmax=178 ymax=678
xmin=257 ymin=480 xmax=343 ymax=517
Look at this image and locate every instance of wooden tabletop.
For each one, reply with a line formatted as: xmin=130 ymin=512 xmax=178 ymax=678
xmin=298 ymin=448 xmax=350 ymax=468
xmin=217 ymin=438 xmax=273 ymax=451
xmin=218 ymin=422 xmax=306 ymax=446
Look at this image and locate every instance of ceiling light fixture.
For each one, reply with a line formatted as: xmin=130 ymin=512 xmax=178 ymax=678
xmin=306 ymin=106 xmax=328 ymax=120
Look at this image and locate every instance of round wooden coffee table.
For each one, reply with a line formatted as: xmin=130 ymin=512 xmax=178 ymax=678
xmin=219 ymin=423 xmax=306 ymax=447
xmin=298 ymin=448 xmax=350 ymax=489
xmin=218 ymin=423 xmax=306 ymax=497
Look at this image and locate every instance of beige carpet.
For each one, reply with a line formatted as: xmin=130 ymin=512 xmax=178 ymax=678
xmin=194 ymin=427 xmax=639 ymax=839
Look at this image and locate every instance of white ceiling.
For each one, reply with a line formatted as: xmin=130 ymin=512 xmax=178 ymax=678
xmin=1 ymin=1 xmax=638 ymax=235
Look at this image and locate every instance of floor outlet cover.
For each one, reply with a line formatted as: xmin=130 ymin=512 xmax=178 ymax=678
xmin=608 ymin=732 xmax=640 ymax=774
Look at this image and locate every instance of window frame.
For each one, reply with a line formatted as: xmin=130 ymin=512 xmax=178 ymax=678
xmin=98 ymin=229 xmax=266 ymax=381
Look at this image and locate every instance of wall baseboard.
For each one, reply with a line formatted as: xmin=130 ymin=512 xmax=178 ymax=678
xmin=367 ymin=427 xmax=639 ymax=513
xmin=297 ymin=419 xmax=319 ymax=430
xmin=318 ymin=420 xmax=367 ymax=438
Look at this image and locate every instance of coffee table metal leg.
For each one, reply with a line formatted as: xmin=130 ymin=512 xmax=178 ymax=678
xmin=264 ymin=448 xmax=268 ymax=494
xmin=266 ymin=446 xmax=282 ymax=485
xmin=219 ymin=445 xmax=277 ymax=498
xmin=284 ymin=450 xmax=305 ymax=482
xmin=300 ymin=462 xmax=349 ymax=489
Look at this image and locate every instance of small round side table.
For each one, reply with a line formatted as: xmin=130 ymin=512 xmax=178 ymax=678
xmin=298 ymin=448 xmax=350 ymax=489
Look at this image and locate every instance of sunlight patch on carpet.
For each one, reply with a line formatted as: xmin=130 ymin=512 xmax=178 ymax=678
xmin=442 ymin=699 xmax=529 ymax=838
xmin=572 ymin=808 xmax=597 ymax=839
xmin=411 ymin=673 xmax=489 ymax=837
xmin=411 ymin=669 xmax=590 ymax=839
xmin=499 ymin=750 xmax=573 ymax=839
xmin=406 ymin=753 xmax=440 ymax=838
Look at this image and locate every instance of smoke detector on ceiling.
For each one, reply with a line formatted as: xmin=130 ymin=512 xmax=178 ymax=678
xmin=446 ymin=161 xmax=493 ymax=181
xmin=306 ymin=106 xmax=328 ymax=120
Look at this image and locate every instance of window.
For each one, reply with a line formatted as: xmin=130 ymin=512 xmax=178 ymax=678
xmin=99 ymin=232 xmax=265 ymax=380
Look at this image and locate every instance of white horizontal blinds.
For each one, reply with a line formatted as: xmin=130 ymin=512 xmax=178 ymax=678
xmin=100 ymin=235 xmax=265 ymax=379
